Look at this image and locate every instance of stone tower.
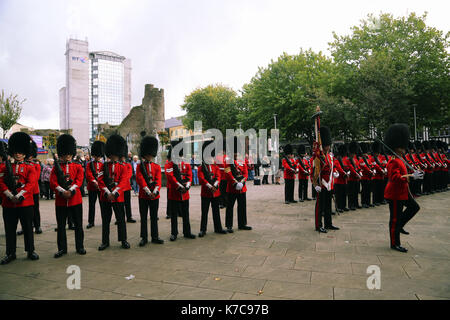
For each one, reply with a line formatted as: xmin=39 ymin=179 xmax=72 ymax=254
xmin=116 ymin=84 xmax=165 ymax=154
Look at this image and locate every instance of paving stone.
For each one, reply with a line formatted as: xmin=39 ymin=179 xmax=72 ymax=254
xmin=166 ymin=286 xmax=234 ymax=300
xmin=262 ymin=280 xmax=333 ymax=299
xmin=242 ymin=265 xmax=311 ymax=284
xmin=199 ymin=274 xmax=266 ymax=295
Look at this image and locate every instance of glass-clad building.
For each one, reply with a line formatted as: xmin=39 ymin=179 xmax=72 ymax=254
xmin=89 ymin=51 xmax=126 ymax=140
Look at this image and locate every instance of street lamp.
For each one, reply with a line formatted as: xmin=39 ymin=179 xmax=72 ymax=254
xmin=273 ymin=114 xmax=277 ymax=130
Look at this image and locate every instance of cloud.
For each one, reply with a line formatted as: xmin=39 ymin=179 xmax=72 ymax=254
xmin=0 ymin=0 xmax=447 ymax=130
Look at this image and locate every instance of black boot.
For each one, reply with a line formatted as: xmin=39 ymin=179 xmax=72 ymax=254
xmin=1 ymin=254 xmax=16 ymax=265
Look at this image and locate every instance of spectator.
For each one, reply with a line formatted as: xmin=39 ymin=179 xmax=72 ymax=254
xmin=39 ymin=159 xmax=46 ymax=198
xmin=131 ymin=155 xmax=140 ymax=195
xmin=191 ymin=154 xmax=199 ymax=185
xmin=41 ymin=159 xmax=54 ymax=200
xmin=262 ymin=156 xmax=271 ymax=184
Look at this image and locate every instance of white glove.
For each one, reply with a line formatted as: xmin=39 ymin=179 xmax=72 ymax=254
xmin=143 ymin=186 xmax=152 ymax=196
xmin=412 ymin=171 xmax=424 ymax=180
xmin=333 ymin=171 xmax=339 ymax=178
xmin=236 ymin=182 xmax=244 ymax=190
xmin=315 ymin=186 xmax=321 ymax=193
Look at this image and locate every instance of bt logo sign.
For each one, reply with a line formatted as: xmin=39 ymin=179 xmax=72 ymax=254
xmin=72 ymin=56 xmax=88 ymax=63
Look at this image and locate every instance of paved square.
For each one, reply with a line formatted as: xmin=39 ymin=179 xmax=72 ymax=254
xmin=1 ymin=183 xmax=449 ymax=300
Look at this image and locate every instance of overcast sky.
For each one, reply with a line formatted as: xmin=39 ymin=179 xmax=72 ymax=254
xmin=0 ymin=0 xmax=448 ymax=130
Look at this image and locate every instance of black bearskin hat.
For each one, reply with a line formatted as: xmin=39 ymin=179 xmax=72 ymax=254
xmin=0 ymin=141 xmax=8 ymax=159
xmin=371 ymin=141 xmax=381 ymax=154
xmin=168 ymin=138 xmax=183 ymax=159
xmin=140 ymin=136 xmax=159 ymax=158
xmin=348 ymin=141 xmax=359 ymax=155
xmin=384 ymin=123 xmax=409 ymax=151
xmin=320 ymin=126 xmax=332 ymax=147
xmin=8 ymin=132 xmax=33 ymax=157
xmin=30 ymin=141 xmax=37 ymax=158
xmin=202 ymin=140 xmax=215 ymax=158
xmin=56 ymin=134 xmax=77 ymax=157
xmin=429 ymin=140 xmax=437 ymax=151
xmin=91 ymin=141 xmax=105 ymax=157
xmin=284 ymin=144 xmax=293 ymax=155
xmin=360 ymin=142 xmax=369 ymax=154
xmin=408 ymin=142 xmax=415 ymax=151
xmin=414 ymin=141 xmax=422 ymax=152
xmin=297 ymin=144 xmax=306 ymax=155
xmin=338 ymin=144 xmax=347 ymax=157
xmin=105 ymin=134 xmax=127 ymax=158
xmin=422 ymin=141 xmax=430 ymax=151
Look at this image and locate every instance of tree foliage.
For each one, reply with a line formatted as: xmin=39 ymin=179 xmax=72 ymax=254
xmin=181 ymin=84 xmax=240 ymax=134
xmin=0 ymin=90 xmax=25 ymax=138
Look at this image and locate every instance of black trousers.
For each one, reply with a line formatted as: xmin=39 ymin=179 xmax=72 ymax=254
xmin=139 ymin=198 xmax=159 ymax=240
xmin=334 ymin=183 xmax=346 ymax=210
xmin=372 ymin=179 xmax=384 ymax=204
xmin=101 ymin=201 xmax=127 ymax=244
xmin=88 ymin=190 xmax=100 ymax=225
xmin=200 ymin=197 xmax=223 ymax=232
xmin=169 ymin=199 xmax=192 ymax=236
xmin=166 ymin=188 xmax=171 ymax=217
xmin=219 ymin=180 xmax=228 ymax=207
xmin=124 ymin=190 xmax=132 ymax=220
xmin=225 ymin=192 xmax=248 ymax=229
xmin=2 ymin=206 xmax=35 ymax=255
xmin=285 ymin=179 xmax=295 ymax=202
xmin=423 ymin=172 xmax=433 ymax=193
xmin=361 ymin=180 xmax=371 ymax=206
xmin=56 ymin=204 xmax=84 ymax=251
xmin=347 ymin=181 xmax=359 ymax=208
xmin=44 ymin=181 xmax=53 ymax=199
xmin=298 ymin=179 xmax=308 ymax=201
xmin=315 ymin=189 xmax=332 ymax=229
xmin=33 ymin=194 xmax=41 ymax=229
xmin=262 ymin=174 xmax=269 ymax=184
xmin=387 ymin=192 xmax=420 ymax=247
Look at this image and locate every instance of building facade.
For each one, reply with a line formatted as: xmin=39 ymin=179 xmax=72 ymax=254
xmin=60 ymin=39 xmax=131 ymax=146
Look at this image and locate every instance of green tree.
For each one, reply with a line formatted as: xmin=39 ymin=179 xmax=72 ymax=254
xmin=240 ymin=49 xmax=335 ymax=143
xmin=0 ymin=90 xmax=25 ymax=138
xmin=329 ymin=12 xmax=450 ymax=136
xmin=181 ymin=84 xmax=240 ymax=134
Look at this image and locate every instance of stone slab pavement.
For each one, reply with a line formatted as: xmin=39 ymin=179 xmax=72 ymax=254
xmin=0 ymin=183 xmax=449 ymax=300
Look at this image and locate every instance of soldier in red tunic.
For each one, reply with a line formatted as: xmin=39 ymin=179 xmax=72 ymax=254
xmin=86 ymin=140 xmax=105 ymax=229
xmin=50 ymin=134 xmax=86 ymax=258
xmin=121 ymin=147 xmax=136 ymax=223
xmin=97 ymin=134 xmax=130 ymax=250
xmin=0 ymin=132 xmax=39 ymax=264
xmin=296 ymin=145 xmax=311 ymax=202
xmin=334 ymin=144 xmax=349 ymax=213
xmin=384 ymin=124 xmax=422 ymax=253
xmin=359 ymin=143 xmax=375 ymax=208
xmin=224 ymin=137 xmax=252 ymax=233
xmin=282 ymin=144 xmax=298 ymax=204
xmin=344 ymin=141 xmax=361 ymax=211
xmin=136 ymin=136 xmax=164 ymax=246
xmin=165 ymin=139 xmax=196 ymax=241
xmin=198 ymin=140 xmax=227 ymax=237
xmin=312 ymin=126 xmax=339 ymax=233
xmin=370 ymin=141 xmax=386 ymax=206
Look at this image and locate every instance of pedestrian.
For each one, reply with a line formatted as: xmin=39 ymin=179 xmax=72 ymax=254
xmin=85 ymin=141 xmax=105 ymax=229
xmin=191 ymin=154 xmax=199 ymax=186
xmin=131 ymin=155 xmax=140 ymax=195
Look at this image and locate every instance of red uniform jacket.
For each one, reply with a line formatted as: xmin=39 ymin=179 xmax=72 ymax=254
xmin=226 ymin=160 xmax=248 ymax=194
xmin=165 ymin=161 xmax=192 ymax=201
xmin=343 ymin=156 xmax=360 ymax=182
xmin=31 ymin=161 xmax=41 ymax=195
xmin=420 ymin=153 xmax=433 ymax=173
xmin=50 ymin=161 xmax=84 ymax=207
xmin=136 ymin=161 xmax=161 ymax=200
xmin=123 ymin=162 xmax=132 ymax=192
xmin=334 ymin=157 xmax=347 ymax=185
xmin=296 ymin=157 xmax=310 ymax=180
xmin=198 ymin=163 xmax=221 ymax=198
xmin=312 ymin=153 xmax=334 ymax=190
xmin=282 ymin=157 xmax=297 ymax=179
xmin=0 ymin=161 xmax=36 ymax=208
xmin=359 ymin=156 xmax=373 ymax=181
xmin=98 ymin=161 xmax=128 ymax=203
xmin=438 ymin=153 xmax=449 ymax=172
xmin=384 ymin=157 xmax=409 ymax=200
xmin=369 ymin=155 xmax=384 ymax=180
xmin=86 ymin=160 xmax=104 ymax=192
